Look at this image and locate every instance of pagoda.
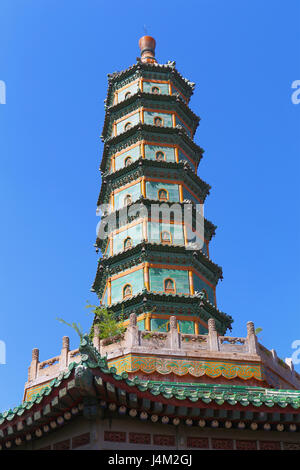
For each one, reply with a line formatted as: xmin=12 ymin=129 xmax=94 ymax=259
xmin=1 ymin=37 xmax=300 ymax=451
xmin=92 ymin=35 xmax=231 ymax=339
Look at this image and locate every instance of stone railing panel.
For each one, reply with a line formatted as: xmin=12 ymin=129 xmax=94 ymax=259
xmin=39 ymin=356 xmax=59 ymax=370
xmin=258 ymin=343 xmax=300 ymax=389
xmin=181 ymin=334 xmax=208 ymax=350
xmin=27 ymin=337 xmax=81 ymax=384
xmin=140 ymin=331 xmax=170 ymax=349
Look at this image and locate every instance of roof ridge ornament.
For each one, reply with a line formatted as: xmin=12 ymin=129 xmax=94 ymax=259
xmin=167 ymin=60 xmax=176 ymax=68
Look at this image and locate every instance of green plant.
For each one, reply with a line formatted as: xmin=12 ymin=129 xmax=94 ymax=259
xmin=86 ymin=304 xmax=126 ymax=340
xmin=255 ymin=327 xmax=263 ymax=335
xmin=57 ymin=303 xmax=126 ymax=342
xmin=56 ymin=318 xmax=84 ymax=339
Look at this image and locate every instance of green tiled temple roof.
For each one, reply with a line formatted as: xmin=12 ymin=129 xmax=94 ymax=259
xmin=144 ymin=381 xmax=300 ymax=408
xmin=1 ymin=335 xmax=299 ymax=448
xmin=1 ymin=335 xmax=299 ymax=427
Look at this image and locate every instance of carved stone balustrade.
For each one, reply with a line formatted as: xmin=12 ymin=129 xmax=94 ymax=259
xmin=26 ymin=337 xmax=81 ymax=388
xmin=95 ymin=314 xmax=300 ymax=390
xmin=97 ymin=316 xmax=260 ymax=358
xmin=25 ymin=315 xmax=300 ymax=393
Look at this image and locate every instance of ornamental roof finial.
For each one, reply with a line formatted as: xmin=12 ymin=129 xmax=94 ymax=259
xmin=138 ymin=35 xmax=157 ymax=64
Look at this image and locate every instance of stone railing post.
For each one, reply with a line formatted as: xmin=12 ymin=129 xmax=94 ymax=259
xmin=246 ymin=321 xmax=259 ymax=354
xmin=170 ymin=316 xmax=180 ymax=349
xmin=29 ymin=348 xmax=39 ymax=381
xmin=128 ymin=313 xmax=138 ymax=347
xmin=93 ymin=325 xmax=100 ymax=352
xmin=208 ymin=318 xmax=219 ymax=351
xmin=59 ymin=336 xmax=69 ymax=369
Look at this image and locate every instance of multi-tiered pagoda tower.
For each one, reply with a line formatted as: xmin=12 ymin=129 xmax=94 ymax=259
xmin=92 ymin=36 xmax=232 ymax=337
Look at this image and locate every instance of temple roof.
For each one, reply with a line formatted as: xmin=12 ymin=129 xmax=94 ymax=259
xmin=1 ymin=335 xmax=299 ymax=449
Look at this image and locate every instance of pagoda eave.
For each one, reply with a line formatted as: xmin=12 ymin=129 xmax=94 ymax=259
xmin=97 ymin=158 xmax=210 ymax=207
xmin=90 ymin=290 xmax=232 ymax=333
xmin=100 ymin=127 xmax=204 ymax=173
xmin=101 ymin=91 xmax=200 ymax=139
xmin=105 ymin=61 xmax=195 ymax=107
xmin=100 ymin=123 xmax=204 ymax=158
xmin=98 ymin=242 xmax=223 ymax=281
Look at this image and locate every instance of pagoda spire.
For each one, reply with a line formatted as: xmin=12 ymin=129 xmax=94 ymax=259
xmin=138 ymin=35 xmax=157 ymax=64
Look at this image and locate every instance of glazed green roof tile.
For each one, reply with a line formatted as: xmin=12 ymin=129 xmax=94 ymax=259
xmin=79 ymin=335 xmax=300 ymax=408
xmin=0 ymin=363 xmax=85 ymax=423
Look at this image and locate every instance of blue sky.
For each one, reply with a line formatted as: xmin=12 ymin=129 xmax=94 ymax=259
xmin=0 ymin=0 xmax=299 ymax=411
